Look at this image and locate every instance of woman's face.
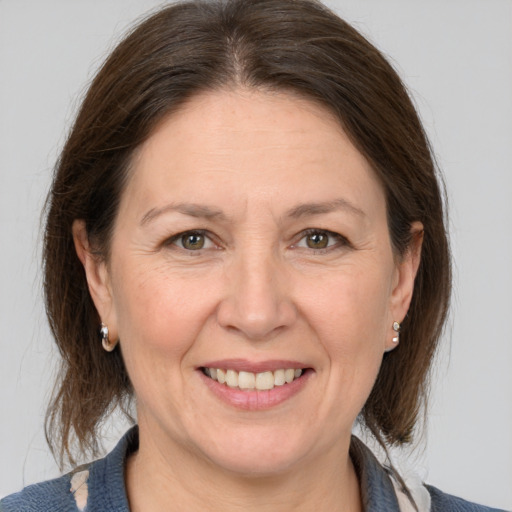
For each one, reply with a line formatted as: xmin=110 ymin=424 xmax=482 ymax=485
xmin=80 ymin=89 xmax=418 ymax=476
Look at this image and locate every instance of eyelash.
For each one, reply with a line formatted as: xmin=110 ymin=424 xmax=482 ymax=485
xmin=164 ymin=228 xmax=350 ymax=253
xmin=293 ymin=228 xmax=350 ymax=253
xmin=164 ymin=230 xmax=217 ymax=252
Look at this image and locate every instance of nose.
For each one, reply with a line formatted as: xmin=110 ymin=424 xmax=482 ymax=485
xmin=216 ymin=248 xmax=297 ymax=341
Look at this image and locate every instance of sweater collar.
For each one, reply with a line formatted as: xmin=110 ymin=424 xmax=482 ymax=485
xmin=350 ymin=435 xmax=402 ymax=511
xmin=92 ymin=426 xmax=400 ymax=512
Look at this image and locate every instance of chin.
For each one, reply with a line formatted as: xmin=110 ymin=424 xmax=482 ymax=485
xmin=209 ymin=451 xmax=303 ymax=478
xmin=196 ymin=426 xmax=314 ymax=477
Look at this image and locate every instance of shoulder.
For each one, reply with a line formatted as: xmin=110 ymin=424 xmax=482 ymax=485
xmin=0 ymin=472 xmax=78 ymax=512
xmin=427 ymin=484 xmax=510 ymax=512
xmin=350 ymin=435 xmax=509 ymax=512
xmin=0 ymin=427 xmax=137 ymax=512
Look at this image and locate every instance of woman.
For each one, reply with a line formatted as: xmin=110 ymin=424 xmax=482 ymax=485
xmin=0 ymin=0 xmax=508 ymax=511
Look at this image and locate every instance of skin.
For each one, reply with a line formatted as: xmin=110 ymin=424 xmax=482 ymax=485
xmin=74 ymin=88 xmax=422 ymax=512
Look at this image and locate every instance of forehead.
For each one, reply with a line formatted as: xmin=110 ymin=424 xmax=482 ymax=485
xmin=122 ymin=88 xmax=385 ymax=222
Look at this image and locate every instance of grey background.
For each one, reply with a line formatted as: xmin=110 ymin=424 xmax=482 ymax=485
xmin=1 ymin=0 xmax=511 ymax=508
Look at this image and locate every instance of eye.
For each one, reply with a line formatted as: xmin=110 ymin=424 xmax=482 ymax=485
xmin=304 ymin=231 xmax=329 ymax=249
xmin=167 ymin=230 xmax=215 ymax=251
xmin=294 ymin=229 xmax=347 ymax=251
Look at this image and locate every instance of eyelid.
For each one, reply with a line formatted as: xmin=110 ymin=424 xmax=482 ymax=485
xmin=164 ymin=229 xmax=219 ymax=251
xmin=162 ymin=228 xmax=349 ymax=253
xmin=292 ymin=228 xmax=350 ymax=251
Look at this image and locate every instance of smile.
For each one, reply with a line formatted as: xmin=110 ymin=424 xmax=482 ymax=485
xmin=202 ymin=367 xmax=303 ymax=391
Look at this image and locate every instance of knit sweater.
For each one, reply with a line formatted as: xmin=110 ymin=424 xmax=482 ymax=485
xmin=1 ymin=427 xmax=508 ymax=512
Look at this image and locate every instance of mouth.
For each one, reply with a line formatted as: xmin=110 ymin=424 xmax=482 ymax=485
xmin=197 ymin=359 xmax=312 ymax=410
xmin=200 ymin=366 xmax=306 ymax=391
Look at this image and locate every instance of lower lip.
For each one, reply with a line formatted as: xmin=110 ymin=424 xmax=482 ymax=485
xmin=198 ymin=370 xmax=311 ymax=411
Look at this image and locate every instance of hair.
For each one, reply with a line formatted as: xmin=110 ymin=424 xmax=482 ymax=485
xmin=44 ymin=0 xmax=451 ymax=473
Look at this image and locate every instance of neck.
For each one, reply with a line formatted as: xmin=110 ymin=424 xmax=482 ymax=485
xmin=125 ymin=424 xmax=362 ymax=512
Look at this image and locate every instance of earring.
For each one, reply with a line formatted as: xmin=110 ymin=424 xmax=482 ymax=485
xmin=384 ymin=321 xmax=401 ymax=353
xmin=100 ymin=323 xmax=117 ymax=352
xmin=392 ymin=321 xmax=401 ymax=344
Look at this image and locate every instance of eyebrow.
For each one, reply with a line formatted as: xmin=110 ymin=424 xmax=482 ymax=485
xmin=140 ymin=197 xmax=365 ymax=226
xmin=285 ymin=198 xmax=366 ymax=219
xmin=140 ymin=202 xmax=227 ymax=226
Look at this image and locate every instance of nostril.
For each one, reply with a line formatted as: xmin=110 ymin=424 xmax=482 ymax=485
xmin=216 ymin=293 xmax=297 ymax=342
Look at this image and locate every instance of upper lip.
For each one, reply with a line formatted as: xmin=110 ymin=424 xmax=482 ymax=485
xmin=199 ymin=359 xmax=308 ymax=373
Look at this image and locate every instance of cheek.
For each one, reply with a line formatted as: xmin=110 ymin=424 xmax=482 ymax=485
xmin=301 ymin=262 xmax=392 ymax=355
xmin=301 ymin=261 xmax=392 ymax=402
xmin=110 ymin=261 xmax=217 ymax=377
xmin=289 ymin=263 xmax=393 ymax=439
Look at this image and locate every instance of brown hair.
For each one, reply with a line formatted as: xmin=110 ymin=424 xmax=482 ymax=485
xmin=44 ymin=0 xmax=451 ymax=468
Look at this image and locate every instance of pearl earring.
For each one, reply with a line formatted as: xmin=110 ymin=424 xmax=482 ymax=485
xmin=392 ymin=321 xmax=401 ymax=344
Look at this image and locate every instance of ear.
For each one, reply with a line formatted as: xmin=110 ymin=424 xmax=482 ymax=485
xmin=385 ymin=221 xmax=423 ymax=352
xmin=72 ymin=220 xmax=118 ymax=341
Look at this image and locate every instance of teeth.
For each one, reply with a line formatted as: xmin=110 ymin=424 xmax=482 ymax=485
xmin=255 ymin=371 xmax=274 ymax=390
xmin=238 ymin=371 xmax=255 ymax=390
xmin=225 ymin=369 xmax=238 ymax=388
xmin=203 ymin=367 xmax=304 ymax=390
xmin=274 ymin=369 xmax=285 ymax=386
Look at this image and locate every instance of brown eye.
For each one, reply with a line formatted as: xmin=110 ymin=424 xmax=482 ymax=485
xmin=167 ymin=230 xmax=217 ymax=252
xmin=180 ymin=233 xmax=205 ymax=250
xmin=294 ymin=229 xmax=348 ymax=252
xmin=305 ymin=232 xmax=329 ymax=249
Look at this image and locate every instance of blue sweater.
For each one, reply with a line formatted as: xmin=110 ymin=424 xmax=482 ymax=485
xmin=1 ymin=427 xmax=508 ymax=511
